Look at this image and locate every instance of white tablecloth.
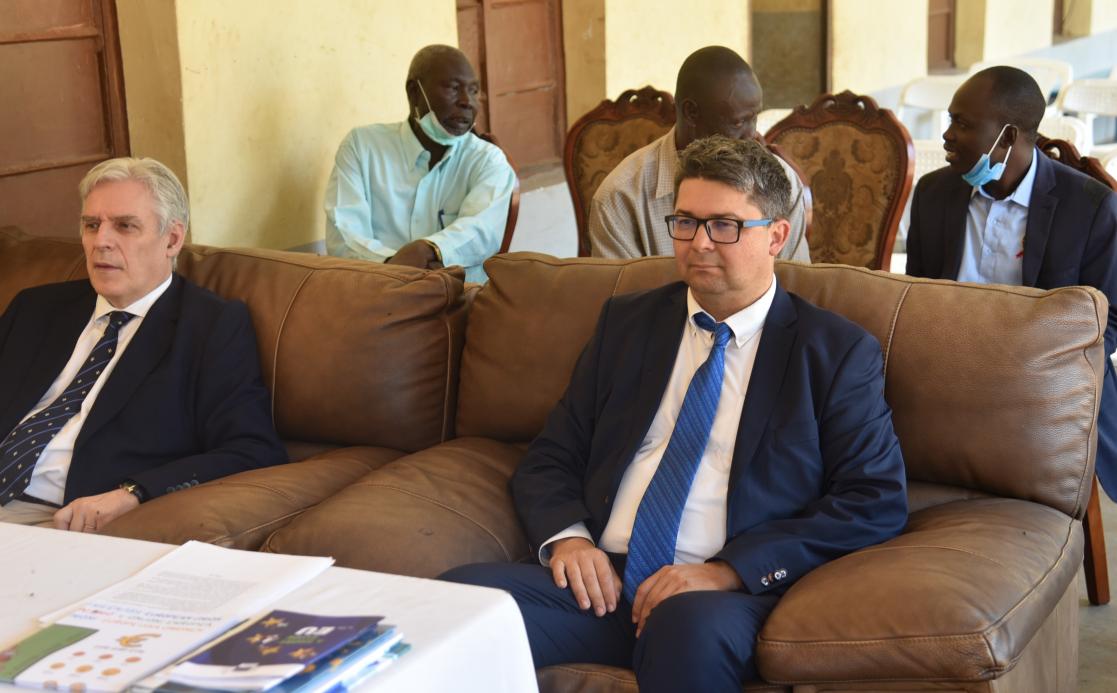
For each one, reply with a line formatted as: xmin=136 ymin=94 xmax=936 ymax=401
xmin=0 ymin=524 xmax=538 ymax=693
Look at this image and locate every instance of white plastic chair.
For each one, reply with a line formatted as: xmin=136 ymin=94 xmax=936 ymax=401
xmin=757 ymin=108 xmax=793 ymax=138
xmin=1055 ymin=79 xmax=1117 ymax=156
xmin=896 ymin=139 xmax=950 ymax=251
xmin=1104 ymin=150 xmax=1117 ymax=180
xmin=1038 ymin=113 xmax=1091 ymax=153
xmin=970 ymin=58 xmax=1073 ymax=104
xmin=898 ymin=75 xmax=966 ymax=138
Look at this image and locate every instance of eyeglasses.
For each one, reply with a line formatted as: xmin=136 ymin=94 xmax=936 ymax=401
xmin=665 ymin=214 xmax=773 ymax=244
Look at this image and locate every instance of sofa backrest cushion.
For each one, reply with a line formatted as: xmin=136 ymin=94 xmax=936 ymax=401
xmin=458 ymin=252 xmax=1104 ymax=518
xmin=0 ymin=229 xmax=466 ymax=452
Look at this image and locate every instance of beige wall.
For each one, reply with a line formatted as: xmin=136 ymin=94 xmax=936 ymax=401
xmin=118 ymin=0 xmax=456 ymax=249
xmin=116 ymin=0 xmax=187 ymax=191
xmin=829 ymin=0 xmax=927 ymax=94
xmin=602 ymin=0 xmax=750 ymax=102
xmin=955 ymin=0 xmax=1054 ymax=67
xmin=1065 ymin=0 xmax=1117 ymax=36
xmin=563 ymin=0 xmax=606 ymax=125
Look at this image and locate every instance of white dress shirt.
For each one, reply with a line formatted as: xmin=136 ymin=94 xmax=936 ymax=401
xmin=23 ymin=276 xmax=172 ymax=505
xmin=957 ymin=148 xmax=1039 ymax=286
xmin=541 ymin=277 xmax=777 ymax=565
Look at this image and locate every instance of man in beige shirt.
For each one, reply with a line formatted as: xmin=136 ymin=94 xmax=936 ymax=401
xmin=589 ymin=46 xmax=810 ymax=262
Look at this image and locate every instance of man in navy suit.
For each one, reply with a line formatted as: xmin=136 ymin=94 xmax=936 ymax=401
xmin=906 ymin=66 xmax=1117 ymax=499
xmin=443 ymin=137 xmax=908 ymax=691
xmin=0 ymin=157 xmax=286 ymax=531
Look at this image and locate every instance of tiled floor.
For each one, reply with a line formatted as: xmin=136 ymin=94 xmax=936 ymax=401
xmin=516 ymin=179 xmax=1117 ymax=690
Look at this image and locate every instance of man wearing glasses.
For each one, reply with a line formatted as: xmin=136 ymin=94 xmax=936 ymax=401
xmin=443 ymin=136 xmax=907 ymax=691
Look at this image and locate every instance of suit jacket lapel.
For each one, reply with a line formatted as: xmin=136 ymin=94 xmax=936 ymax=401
xmin=728 ymin=285 xmax=796 ymax=491
xmin=76 ymin=276 xmax=181 ymax=449
xmin=1023 ymin=153 xmax=1057 ymax=287
xmin=2 ymin=288 xmax=95 ymax=433
xmin=610 ymin=284 xmax=687 ymax=491
xmin=944 ymin=179 xmax=972 ymax=279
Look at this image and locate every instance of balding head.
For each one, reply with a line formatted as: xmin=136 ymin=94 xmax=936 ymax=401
xmin=404 ymin=44 xmax=480 ymax=136
xmin=964 ymin=66 xmax=1046 ymax=141
xmin=673 ymin=46 xmax=762 ymax=150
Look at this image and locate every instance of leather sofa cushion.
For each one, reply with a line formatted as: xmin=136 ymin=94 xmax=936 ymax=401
xmin=755 ymin=498 xmax=1082 ymax=683
xmin=537 ymin=664 xmax=788 ymax=693
xmin=458 ymin=253 xmax=1102 ymax=519
xmin=0 ymin=229 xmax=468 ymax=452
xmin=100 ymin=446 xmax=402 ymax=549
xmin=262 ymin=437 xmax=531 ymax=576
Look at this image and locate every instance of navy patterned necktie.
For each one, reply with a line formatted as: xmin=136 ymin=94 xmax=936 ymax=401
xmin=0 ymin=310 xmax=135 ymax=505
xmin=623 ymin=312 xmax=733 ymax=602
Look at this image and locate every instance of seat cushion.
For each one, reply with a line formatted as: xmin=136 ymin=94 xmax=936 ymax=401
xmin=262 ymin=437 xmax=530 ymax=576
xmin=755 ymin=498 xmax=1083 ymax=683
xmin=537 ymin=664 xmax=789 ymax=693
xmin=100 ymin=446 xmax=402 ymax=549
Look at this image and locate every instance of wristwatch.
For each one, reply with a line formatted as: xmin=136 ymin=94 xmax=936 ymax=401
xmin=119 ymin=480 xmax=147 ymax=503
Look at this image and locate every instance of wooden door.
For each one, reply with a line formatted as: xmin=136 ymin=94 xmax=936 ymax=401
xmin=0 ymin=0 xmax=129 ymax=239
xmin=927 ymin=0 xmax=956 ymax=71
xmin=457 ymin=0 xmax=566 ymax=173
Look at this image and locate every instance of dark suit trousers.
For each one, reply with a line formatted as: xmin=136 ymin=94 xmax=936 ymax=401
xmin=440 ymin=562 xmax=779 ymax=692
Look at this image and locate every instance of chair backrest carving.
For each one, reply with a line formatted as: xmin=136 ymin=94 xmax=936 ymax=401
xmin=563 ymin=86 xmax=676 ymax=256
xmin=766 ymin=91 xmax=914 ymax=270
xmin=1037 ymin=135 xmax=1117 ymax=192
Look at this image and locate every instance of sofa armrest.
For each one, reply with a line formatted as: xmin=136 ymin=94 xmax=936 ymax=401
xmin=100 ymin=447 xmax=403 ymax=549
xmin=262 ymin=437 xmax=530 ymax=577
xmin=756 ymin=498 xmax=1082 ymax=684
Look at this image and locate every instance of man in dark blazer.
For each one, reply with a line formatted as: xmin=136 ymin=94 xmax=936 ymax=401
xmin=906 ymin=66 xmax=1117 ymax=499
xmin=0 ymin=157 xmax=286 ymax=531
xmin=443 ymin=137 xmax=908 ymax=692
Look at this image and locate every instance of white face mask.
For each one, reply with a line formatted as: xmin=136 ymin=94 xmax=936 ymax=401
xmin=413 ymin=81 xmax=471 ymax=146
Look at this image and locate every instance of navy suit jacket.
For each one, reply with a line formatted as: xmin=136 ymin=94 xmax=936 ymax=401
xmin=906 ymin=153 xmax=1117 ymax=497
xmin=512 ymin=281 xmax=908 ymax=595
xmin=0 ymin=275 xmax=287 ymax=504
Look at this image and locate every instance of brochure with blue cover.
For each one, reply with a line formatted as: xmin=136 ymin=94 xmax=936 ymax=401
xmin=165 ymin=611 xmax=382 ymax=692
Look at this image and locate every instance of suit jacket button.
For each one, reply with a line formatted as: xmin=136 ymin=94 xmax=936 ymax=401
xmin=165 ymin=486 xmax=174 ymax=493
xmin=761 ymin=577 xmax=770 ymax=587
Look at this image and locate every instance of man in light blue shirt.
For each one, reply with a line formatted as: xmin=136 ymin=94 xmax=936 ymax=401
xmin=324 ymin=45 xmax=516 ymax=282
xmin=955 ymin=142 xmax=1038 ymax=285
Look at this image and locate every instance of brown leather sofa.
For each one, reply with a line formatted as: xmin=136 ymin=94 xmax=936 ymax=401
xmin=1 ymin=227 xmax=1101 ymax=692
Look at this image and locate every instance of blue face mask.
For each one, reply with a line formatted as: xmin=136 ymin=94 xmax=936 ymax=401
xmin=962 ymin=123 xmax=1013 ymax=188
xmin=413 ymin=82 xmax=471 ymax=147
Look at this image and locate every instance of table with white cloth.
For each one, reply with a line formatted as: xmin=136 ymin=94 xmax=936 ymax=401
xmin=0 ymin=523 xmax=538 ymax=693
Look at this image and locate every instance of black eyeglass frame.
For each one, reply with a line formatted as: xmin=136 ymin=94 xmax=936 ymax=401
xmin=664 ymin=214 xmax=774 ymax=244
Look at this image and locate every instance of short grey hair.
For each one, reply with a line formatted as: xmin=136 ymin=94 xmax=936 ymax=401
xmin=79 ymin=157 xmax=189 ymax=235
xmin=675 ymin=136 xmax=791 ymax=221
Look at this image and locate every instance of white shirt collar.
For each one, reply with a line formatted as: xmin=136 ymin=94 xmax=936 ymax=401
xmin=93 ymin=274 xmax=173 ymax=322
xmin=686 ymin=276 xmax=777 ymax=348
xmin=973 ymin=146 xmax=1038 ymax=207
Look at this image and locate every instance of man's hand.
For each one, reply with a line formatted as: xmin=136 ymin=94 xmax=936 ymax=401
xmin=550 ymin=537 xmax=621 ymax=617
xmin=631 ymin=561 xmax=743 ymax=636
xmin=53 ymin=489 xmax=139 ymax=532
xmin=386 ymin=240 xmax=440 ymax=269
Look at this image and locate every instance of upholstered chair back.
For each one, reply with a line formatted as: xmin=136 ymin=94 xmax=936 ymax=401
xmin=563 ymin=86 xmax=675 ymax=255
xmin=766 ymin=91 xmax=915 ymax=270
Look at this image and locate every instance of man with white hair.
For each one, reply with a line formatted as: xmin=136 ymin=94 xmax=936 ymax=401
xmin=0 ymin=157 xmax=286 ymax=530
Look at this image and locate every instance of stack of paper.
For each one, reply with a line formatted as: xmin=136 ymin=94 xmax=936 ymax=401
xmin=162 ymin=611 xmax=391 ymax=692
xmin=0 ymin=543 xmax=333 ymax=693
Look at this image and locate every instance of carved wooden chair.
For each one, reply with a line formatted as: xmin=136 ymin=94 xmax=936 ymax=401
xmin=766 ymin=91 xmax=914 ymax=271
xmin=563 ymin=86 xmax=676 ymax=256
xmin=476 ymin=132 xmax=521 ymax=254
xmin=1037 ymin=134 xmax=1115 ymax=606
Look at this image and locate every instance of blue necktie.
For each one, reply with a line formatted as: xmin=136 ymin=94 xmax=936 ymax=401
xmin=0 ymin=310 xmax=135 ymax=505
xmin=623 ymin=313 xmax=733 ymax=603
